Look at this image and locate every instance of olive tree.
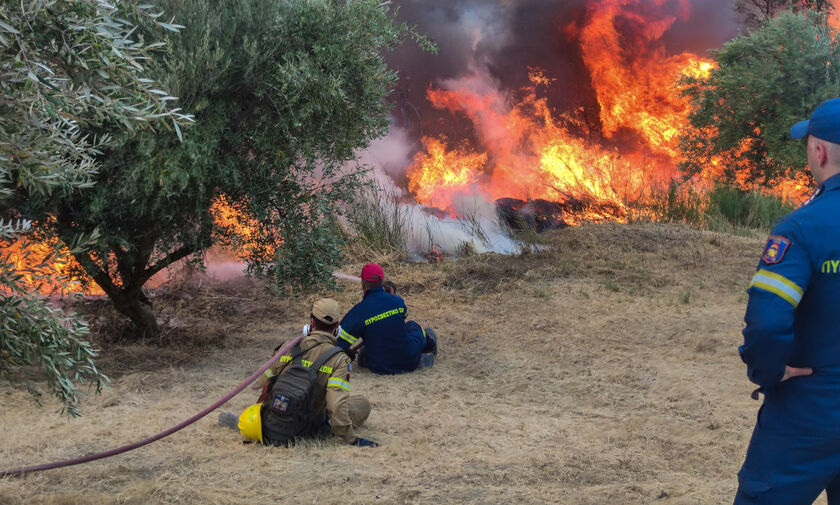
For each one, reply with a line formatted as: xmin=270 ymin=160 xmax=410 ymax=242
xmin=0 ymin=0 xmax=188 ymax=414
xmin=10 ymin=0 xmax=430 ymax=338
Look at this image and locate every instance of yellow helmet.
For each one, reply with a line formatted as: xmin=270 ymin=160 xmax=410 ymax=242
xmin=238 ymin=403 xmax=263 ymax=443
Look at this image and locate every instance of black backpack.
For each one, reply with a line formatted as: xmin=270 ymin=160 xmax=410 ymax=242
xmin=260 ymin=343 xmax=344 ymax=446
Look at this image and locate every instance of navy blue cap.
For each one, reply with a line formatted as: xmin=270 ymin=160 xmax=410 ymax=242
xmin=791 ymin=97 xmax=840 ymax=143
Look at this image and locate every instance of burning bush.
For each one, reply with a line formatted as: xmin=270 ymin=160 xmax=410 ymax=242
xmin=681 ymin=10 xmax=839 ymax=196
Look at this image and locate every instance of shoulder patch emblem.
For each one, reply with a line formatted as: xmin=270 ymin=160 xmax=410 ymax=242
xmin=761 ymin=235 xmax=791 ymax=264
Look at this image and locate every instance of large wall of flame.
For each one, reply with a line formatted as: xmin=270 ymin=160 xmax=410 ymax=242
xmin=388 ymin=0 xmax=739 ymax=140
xmin=383 ymin=0 xmax=744 ymax=216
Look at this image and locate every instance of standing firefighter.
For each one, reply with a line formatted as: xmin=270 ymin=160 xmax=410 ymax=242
xmin=337 ymin=263 xmax=437 ymax=374
xmin=735 ymin=98 xmax=840 ymax=504
xmin=220 ymin=299 xmax=376 ymax=447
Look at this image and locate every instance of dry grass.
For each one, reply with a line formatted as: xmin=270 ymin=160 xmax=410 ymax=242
xmin=0 ymin=221 xmax=817 ymax=504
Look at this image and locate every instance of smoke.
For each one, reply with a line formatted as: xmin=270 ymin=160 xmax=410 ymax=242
xmin=400 ymin=194 xmax=521 ymax=256
xmin=355 ymin=127 xmax=520 ymax=256
xmin=354 ymin=123 xmax=417 ymax=188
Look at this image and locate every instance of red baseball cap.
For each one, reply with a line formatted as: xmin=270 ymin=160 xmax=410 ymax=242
xmin=360 ymin=263 xmax=385 ymax=282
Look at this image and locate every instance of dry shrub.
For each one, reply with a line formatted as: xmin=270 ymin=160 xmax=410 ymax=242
xmin=71 ymin=276 xmax=295 ymax=378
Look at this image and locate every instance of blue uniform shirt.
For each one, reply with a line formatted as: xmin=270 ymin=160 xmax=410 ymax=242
xmin=337 ymin=287 xmax=425 ymax=374
xmin=740 ymin=172 xmax=840 ymax=434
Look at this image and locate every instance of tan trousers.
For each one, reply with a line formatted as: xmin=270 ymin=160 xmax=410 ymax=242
xmin=347 ymin=395 xmax=371 ymax=427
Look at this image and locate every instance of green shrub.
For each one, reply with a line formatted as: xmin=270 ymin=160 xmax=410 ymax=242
xmin=705 ymin=185 xmax=795 ymax=232
xmin=643 ymin=180 xmax=707 ymax=226
xmin=640 ymin=180 xmax=794 ymax=234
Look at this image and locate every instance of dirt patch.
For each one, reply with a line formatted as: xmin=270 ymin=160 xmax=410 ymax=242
xmin=69 ymin=280 xmax=298 ymax=378
xmin=0 ymin=222 xmax=814 ymax=504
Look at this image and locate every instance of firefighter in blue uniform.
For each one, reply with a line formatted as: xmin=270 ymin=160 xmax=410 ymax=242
xmin=337 ymin=263 xmax=437 ymax=374
xmin=735 ymin=97 xmax=840 ymax=504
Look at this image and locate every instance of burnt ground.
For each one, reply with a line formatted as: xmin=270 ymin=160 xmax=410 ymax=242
xmin=0 ymin=221 xmax=815 ymax=504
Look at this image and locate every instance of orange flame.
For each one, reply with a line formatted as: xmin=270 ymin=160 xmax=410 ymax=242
xmin=578 ymin=0 xmax=714 ymax=159
xmin=407 ymin=74 xmax=648 ymax=222
xmin=829 ymin=5 xmax=840 ymax=32
xmin=405 ymin=0 xmax=808 ymax=223
xmin=211 ymin=195 xmax=278 ymax=261
xmin=4 ymin=197 xmax=269 ymax=296
xmin=407 ymin=138 xmax=487 ymax=212
xmin=2 ymin=239 xmax=105 ymax=296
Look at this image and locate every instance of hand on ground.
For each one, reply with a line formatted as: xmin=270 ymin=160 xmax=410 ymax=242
xmin=351 ymin=437 xmax=378 ymax=447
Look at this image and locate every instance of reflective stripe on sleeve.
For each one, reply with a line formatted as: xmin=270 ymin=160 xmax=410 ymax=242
xmin=327 ymin=378 xmax=351 ymax=391
xmin=749 ymin=268 xmax=804 ymax=307
xmin=264 ymin=369 xmax=275 ymax=379
xmin=338 ymin=326 xmax=358 ymax=345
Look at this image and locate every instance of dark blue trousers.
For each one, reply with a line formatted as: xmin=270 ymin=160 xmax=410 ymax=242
xmin=356 ymin=322 xmax=434 ymax=373
xmin=735 ymin=410 xmax=840 ymax=504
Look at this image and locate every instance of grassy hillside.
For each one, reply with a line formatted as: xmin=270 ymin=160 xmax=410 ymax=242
xmin=0 ymin=222 xmax=796 ymax=504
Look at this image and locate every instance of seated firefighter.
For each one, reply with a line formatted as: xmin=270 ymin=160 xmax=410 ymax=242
xmin=337 ymin=263 xmax=437 ymax=374
xmin=219 ymin=298 xmax=376 ymax=447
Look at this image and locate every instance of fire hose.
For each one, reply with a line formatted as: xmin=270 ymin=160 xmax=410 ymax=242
xmin=0 ymin=335 xmax=304 ymax=477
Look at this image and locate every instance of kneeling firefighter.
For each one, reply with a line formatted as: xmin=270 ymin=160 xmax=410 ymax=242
xmin=221 ymin=298 xmax=376 ymax=447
